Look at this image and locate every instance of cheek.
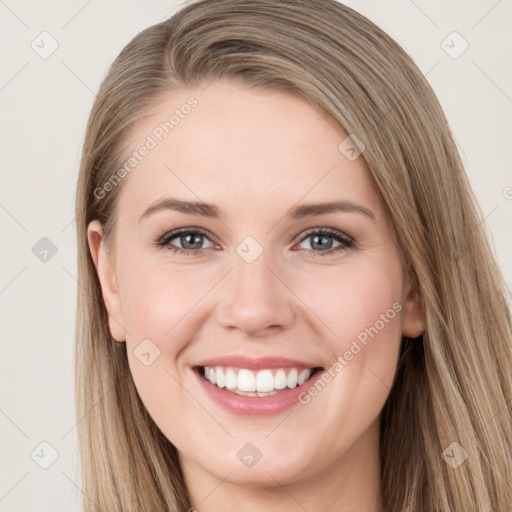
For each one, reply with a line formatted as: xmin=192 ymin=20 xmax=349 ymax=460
xmin=294 ymin=259 xmax=403 ymax=409
xmin=118 ymin=260 xmax=209 ymax=445
xmin=117 ymin=258 xmax=213 ymax=431
xmin=118 ymin=255 xmax=214 ymax=342
xmin=295 ymin=258 xmax=403 ymax=347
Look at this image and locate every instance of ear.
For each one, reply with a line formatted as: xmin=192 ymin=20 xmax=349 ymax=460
xmin=87 ymin=220 xmax=126 ymax=342
xmin=401 ymin=270 xmax=424 ymax=338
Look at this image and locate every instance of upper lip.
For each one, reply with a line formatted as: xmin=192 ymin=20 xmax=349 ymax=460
xmin=194 ymin=355 xmax=322 ymax=371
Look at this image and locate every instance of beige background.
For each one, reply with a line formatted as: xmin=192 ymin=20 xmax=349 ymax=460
xmin=0 ymin=1 xmax=511 ymax=510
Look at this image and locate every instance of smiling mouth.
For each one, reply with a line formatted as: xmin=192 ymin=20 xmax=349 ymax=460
xmin=195 ymin=365 xmax=323 ymax=397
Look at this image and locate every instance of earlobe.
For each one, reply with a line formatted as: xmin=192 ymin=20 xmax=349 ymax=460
xmin=87 ymin=220 xmax=127 ymax=342
xmin=401 ymin=271 xmax=425 ymax=339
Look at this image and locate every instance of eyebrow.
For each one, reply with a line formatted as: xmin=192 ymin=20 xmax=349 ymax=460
xmin=139 ymin=197 xmax=376 ymax=223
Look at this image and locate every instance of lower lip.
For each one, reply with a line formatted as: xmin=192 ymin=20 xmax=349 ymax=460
xmin=193 ymin=367 xmax=324 ymax=417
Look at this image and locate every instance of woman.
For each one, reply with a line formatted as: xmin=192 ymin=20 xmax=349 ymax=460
xmin=74 ymin=0 xmax=512 ymax=510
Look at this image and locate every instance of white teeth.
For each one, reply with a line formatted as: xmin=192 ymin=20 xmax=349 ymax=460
xmin=225 ymin=368 xmax=237 ymax=390
xmin=237 ymin=369 xmax=256 ymax=392
xmin=287 ymin=368 xmax=298 ymax=388
xmin=256 ymin=369 xmax=274 ymax=392
xmin=202 ymin=366 xmax=314 ymax=394
xmin=298 ymin=369 xmax=310 ymax=386
xmin=274 ymin=369 xmax=287 ymax=390
xmin=232 ymin=389 xmax=280 ymax=397
xmin=215 ymin=367 xmax=225 ymax=388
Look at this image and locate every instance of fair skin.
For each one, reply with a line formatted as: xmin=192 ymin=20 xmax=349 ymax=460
xmin=88 ymin=80 xmax=424 ymax=511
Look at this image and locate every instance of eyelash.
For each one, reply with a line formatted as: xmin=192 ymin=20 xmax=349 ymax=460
xmin=155 ymin=227 xmax=355 ymax=258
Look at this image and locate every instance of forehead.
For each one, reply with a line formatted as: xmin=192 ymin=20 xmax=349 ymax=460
xmin=116 ymin=80 xmax=381 ymax=220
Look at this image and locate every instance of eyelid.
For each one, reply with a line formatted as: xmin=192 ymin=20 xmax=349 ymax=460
xmin=294 ymin=226 xmax=354 ymax=245
xmin=157 ymin=226 xmax=216 ymax=246
xmin=157 ymin=225 xmax=355 ymax=256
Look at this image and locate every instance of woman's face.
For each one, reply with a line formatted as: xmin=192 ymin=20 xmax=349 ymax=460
xmin=88 ymin=80 xmax=423 ymax=489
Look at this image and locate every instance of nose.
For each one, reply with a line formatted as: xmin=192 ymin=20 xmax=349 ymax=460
xmin=215 ymin=247 xmax=296 ymax=337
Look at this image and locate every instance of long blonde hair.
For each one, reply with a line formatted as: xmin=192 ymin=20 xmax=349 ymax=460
xmin=74 ymin=1 xmax=512 ymax=510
